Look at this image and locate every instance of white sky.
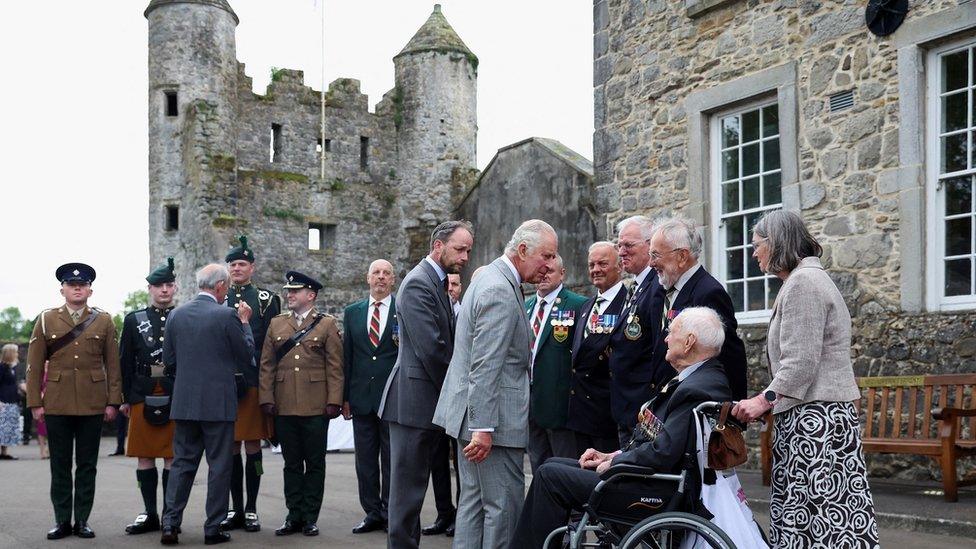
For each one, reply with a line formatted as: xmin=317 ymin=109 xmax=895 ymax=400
xmin=0 ymin=0 xmax=593 ymax=317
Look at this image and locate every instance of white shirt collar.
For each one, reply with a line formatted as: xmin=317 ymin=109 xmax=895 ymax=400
xmin=597 ymin=280 xmax=623 ymax=302
xmin=500 ymin=255 xmax=522 ymax=285
xmin=197 ymin=291 xmax=218 ymax=303
xmin=292 ymin=307 xmax=314 ymax=322
xmin=370 ymin=294 xmax=392 ymax=308
xmin=670 ymin=263 xmax=701 ymax=293
xmin=424 ymin=256 xmax=447 ymax=283
xmin=677 ymin=359 xmax=707 ymax=382
xmin=634 ymin=265 xmax=653 ymax=287
xmin=537 ymin=284 xmax=562 ymax=304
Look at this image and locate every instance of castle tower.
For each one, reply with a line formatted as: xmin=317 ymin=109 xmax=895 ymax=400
xmin=393 ymin=4 xmax=477 ymax=262
xmin=145 ymin=0 xmax=240 ymax=290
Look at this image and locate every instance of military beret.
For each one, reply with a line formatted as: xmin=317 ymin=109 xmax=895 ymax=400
xmin=56 ymin=262 xmax=96 ymax=284
xmin=225 ymin=234 xmax=255 ymax=263
xmin=282 ymin=270 xmax=323 ymax=292
xmin=146 ymin=257 xmax=176 ymax=285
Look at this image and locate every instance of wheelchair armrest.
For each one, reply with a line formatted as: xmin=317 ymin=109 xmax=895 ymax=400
xmin=599 ymin=463 xmax=657 ymax=481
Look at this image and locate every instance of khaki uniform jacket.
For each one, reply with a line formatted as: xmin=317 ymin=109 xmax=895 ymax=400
xmin=26 ymin=306 xmax=122 ymax=415
xmin=259 ymin=310 xmax=344 ymax=416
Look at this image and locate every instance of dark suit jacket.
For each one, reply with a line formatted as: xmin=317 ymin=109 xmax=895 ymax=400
xmin=163 ymin=294 xmax=254 ymax=422
xmin=612 ymin=358 xmax=732 ymax=473
xmin=380 ymin=260 xmax=455 ymax=430
xmin=343 ymin=296 xmax=399 ymax=416
xmin=647 ymin=267 xmax=748 ymax=400
xmin=608 ymin=270 xmax=662 ymax=427
xmin=525 ymin=287 xmax=587 ymax=429
xmin=567 ymin=286 xmax=628 ymax=438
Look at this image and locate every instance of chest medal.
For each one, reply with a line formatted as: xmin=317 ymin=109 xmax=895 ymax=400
xmin=625 ymin=314 xmax=643 ymax=341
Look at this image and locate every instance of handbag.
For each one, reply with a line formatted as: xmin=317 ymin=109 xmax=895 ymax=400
xmin=707 ymin=402 xmax=747 ymax=470
xmin=143 ymin=395 xmax=172 ymax=426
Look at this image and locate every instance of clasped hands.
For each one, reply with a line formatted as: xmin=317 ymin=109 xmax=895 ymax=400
xmin=579 ymin=448 xmax=621 ymax=475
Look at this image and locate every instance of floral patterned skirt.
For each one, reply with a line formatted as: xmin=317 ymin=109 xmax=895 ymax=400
xmin=0 ymin=402 xmax=22 ymax=446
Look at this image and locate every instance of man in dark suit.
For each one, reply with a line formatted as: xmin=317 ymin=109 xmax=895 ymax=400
xmin=647 ymin=217 xmax=747 ymax=400
xmin=525 ymin=255 xmax=587 ymax=473
xmin=343 ymin=259 xmax=399 ymax=534
xmin=379 ymin=220 xmax=473 ymax=549
xmin=509 ymin=307 xmax=733 ymax=548
xmin=160 ymin=264 xmax=254 ymax=546
xmin=608 ymin=215 xmax=662 ymax=448
xmin=568 ymin=242 xmax=627 ymax=455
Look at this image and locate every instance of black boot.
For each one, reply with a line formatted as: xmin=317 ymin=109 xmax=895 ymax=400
xmin=221 ymin=454 xmax=245 ymax=530
xmin=243 ymin=452 xmax=262 ymax=532
xmin=126 ymin=468 xmax=160 ymax=534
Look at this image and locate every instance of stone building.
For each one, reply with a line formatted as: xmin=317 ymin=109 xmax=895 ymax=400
xmin=592 ymin=0 xmax=976 ymax=479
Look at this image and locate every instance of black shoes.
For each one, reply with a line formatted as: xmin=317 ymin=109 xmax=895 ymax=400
xmin=242 ymin=511 xmax=260 ymax=532
xmin=302 ymin=523 xmax=319 ymax=536
xmin=274 ymin=520 xmax=304 ymax=536
xmin=446 ymin=523 xmax=456 ymax=537
xmin=126 ymin=513 xmax=161 ymax=535
xmin=422 ymin=515 xmax=455 ymax=536
xmin=219 ymin=510 xmax=244 ymax=531
xmin=160 ymin=525 xmax=179 ymax=545
xmin=352 ymin=516 xmax=386 ymax=534
xmin=47 ymin=522 xmax=72 ymax=540
xmin=73 ymin=521 xmax=96 ymax=538
xmin=204 ymin=531 xmax=231 ymax=545
xmin=0 ymin=454 xmax=17 ymax=460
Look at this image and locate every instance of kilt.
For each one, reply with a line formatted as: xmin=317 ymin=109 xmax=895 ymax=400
xmin=125 ymin=385 xmax=175 ymax=459
xmin=234 ymin=387 xmax=273 ymax=441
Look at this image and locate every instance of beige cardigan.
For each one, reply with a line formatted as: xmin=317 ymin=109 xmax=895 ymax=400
xmin=767 ymin=257 xmax=861 ymax=414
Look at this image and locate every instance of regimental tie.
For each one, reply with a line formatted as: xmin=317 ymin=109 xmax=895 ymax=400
xmin=662 ymin=287 xmax=677 ymax=332
xmin=531 ymin=299 xmax=547 ymax=351
xmin=70 ymin=310 xmax=81 ymax=325
xmin=583 ymin=297 xmax=606 ymax=339
xmin=369 ymin=301 xmax=382 ymax=348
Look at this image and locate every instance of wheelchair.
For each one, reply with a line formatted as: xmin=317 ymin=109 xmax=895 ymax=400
xmin=543 ymin=402 xmax=741 ymax=549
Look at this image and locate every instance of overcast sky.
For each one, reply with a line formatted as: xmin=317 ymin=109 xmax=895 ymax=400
xmin=0 ymin=0 xmax=593 ymax=317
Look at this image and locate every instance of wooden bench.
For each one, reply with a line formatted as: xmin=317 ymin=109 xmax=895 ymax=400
xmin=760 ymin=374 xmax=976 ymax=502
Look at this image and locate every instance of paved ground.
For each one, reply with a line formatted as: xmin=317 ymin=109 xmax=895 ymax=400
xmin=0 ymin=440 xmax=974 ymax=548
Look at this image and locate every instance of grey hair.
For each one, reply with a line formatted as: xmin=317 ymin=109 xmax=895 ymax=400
xmin=430 ymin=220 xmax=474 ymax=251
xmin=553 ymin=254 xmax=564 ymax=270
xmin=654 ymin=216 xmax=703 ymax=259
xmin=753 ymin=210 xmax=822 ymax=274
xmin=196 ymin=263 xmax=230 ymax=290
xmin=672 ymin=306 xmax=725 ymax=354
xmin=615 ymin=215 xmax=655 ymax=241
xmin=504 ymin=219 xmax=557 ymax=255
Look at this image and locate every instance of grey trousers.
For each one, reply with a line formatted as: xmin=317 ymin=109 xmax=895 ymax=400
xmin=527 ymin=419 xmax=578 ymax=474
xmin=453 ymin=440 xmax=525 ymax=549
xmin=387 ymin=422 xmax=444 ymax=549
xmin=163 ymin=420 xmax=235 ymax=536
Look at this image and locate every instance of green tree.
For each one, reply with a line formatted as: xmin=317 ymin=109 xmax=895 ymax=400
xmin=0 ymin=307 xmax=34 ymax=343
xmin=113 ymin=290 xmax=151 ymax=336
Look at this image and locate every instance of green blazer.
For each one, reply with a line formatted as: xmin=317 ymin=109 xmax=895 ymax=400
xmin=343 ymin=296 xmax=399 ymax=416
xmin=525 ymin=286 xmax=588 ymax=429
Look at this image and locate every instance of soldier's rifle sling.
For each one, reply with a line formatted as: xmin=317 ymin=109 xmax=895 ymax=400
xmin=47 ymin=312 xmax=100 ymax=357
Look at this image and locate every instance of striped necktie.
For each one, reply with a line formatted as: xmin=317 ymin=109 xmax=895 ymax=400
xmin=531 ymin=299 xmax=547 ymax=350
xmin=369 ymin=302 xmax=382 ymax=347
xmin=583 ymin=297 xmax=606 ymax=339
xmin=662 ymin=287 xmax=677 ymax=332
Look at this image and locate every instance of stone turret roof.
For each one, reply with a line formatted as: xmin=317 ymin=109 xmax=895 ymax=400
xmin=396 ymin=4 xmax=475 ymax=60
xmin=144 ymin=0 xmax=239 ymax=24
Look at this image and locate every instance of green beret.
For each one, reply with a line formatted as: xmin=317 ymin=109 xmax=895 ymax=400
xmin=225 ymin=234 xmax=255 ymax=263
xmin=146 ymin=257 xmax=176 ymax=285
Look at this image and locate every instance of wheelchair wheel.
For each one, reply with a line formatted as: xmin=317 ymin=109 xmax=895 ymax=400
xmin=618 ymin=511 xmax=736 ymax=549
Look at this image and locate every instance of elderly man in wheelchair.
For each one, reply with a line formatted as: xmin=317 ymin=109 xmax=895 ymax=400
xmin=510 ymin=307 xmax=763 ymax=549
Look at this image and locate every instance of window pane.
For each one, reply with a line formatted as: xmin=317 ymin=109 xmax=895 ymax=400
xmin=747 ymin=279 xmax=766 ymax=311
xmin=746 ymin=211 xmax=762 ymax=234
xmin=727 ymin=281 xmax=744 ymax=313
xmin=942 ymin=133 xmax=969 ymax=173
xmin=768 ymin=276 xmax=783 ymax=304
xmin=943 ymin=92 xmax=969 ymax=133
xmin=946 ymin=217 xmax=972 ymax=256
xmin=725 ymin=215 xmax=743 ymax=248
xmin=726 ymin=248 xmax=744 ymax=280
xmin=722 ymin=182 xmax=739 ymax=213
xmin=942 ymin=50 xmax=969 ymax=93
xmin=722 ymin=116 xmax=740 ymax=148
xmin=742 ymin=177 xmax=761 ymax=210
xmin=722 ymin=150 xmax=739 ymax=181
xmin=742 ymin=110 xmax=760 ymax=142
xmin=945 ymin=258 xmax=972 ymax=296
xmin=763 ymin=139 xmax=781 ymax=171
xmin=762 ymin=105 xmax=779 ymax=137
xmin=742 ymin=143 xmax=761 ymax=176
xmin=945 ymin=176 xmax=974 ymax=215
xmin=747 ymin=247 xmax=763 ymax=277
xmin=763 ymin=172 xmax=782 ymax=206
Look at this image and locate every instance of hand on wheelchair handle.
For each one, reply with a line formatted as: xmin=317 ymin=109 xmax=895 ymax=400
xmin=731 ymin=395 xmax=768 ymax=423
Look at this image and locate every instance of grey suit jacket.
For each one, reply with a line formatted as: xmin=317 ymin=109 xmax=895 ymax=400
xmin=163 ymin=293 xmax=255 ymax=422
xmin=379 ymin=259 xmax=456 ymax=430
xmin=766 ymin=257 xmax=861 ymax=414
xmin=433 ymin=257 xmax=532 ymax=448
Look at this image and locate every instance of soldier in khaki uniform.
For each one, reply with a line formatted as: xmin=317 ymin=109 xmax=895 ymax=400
xmin=259 ymin=271 xmax=343 ymax=537
xmin=26 ymin=263 xmax=122 ymax=540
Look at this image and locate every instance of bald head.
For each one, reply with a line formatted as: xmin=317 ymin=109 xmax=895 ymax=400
xmin=367 ymin=259 xmax=395 ymax=300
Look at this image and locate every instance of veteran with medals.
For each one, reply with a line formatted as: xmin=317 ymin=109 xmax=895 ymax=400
xmin=118 ymin=258 xmax=179 ymax=535
xmin=259 ymin=271 xmax=344 ymax=537
xmin=222 ymin=235 xmax=281 ymax=532
xmin=524 ymin=254 xmax=587 ymax=473
xmin=26 ymin=263 xmax=122 ymax=540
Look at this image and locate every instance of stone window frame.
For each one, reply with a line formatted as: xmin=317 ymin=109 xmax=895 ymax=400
xmin=686 ymin=0 xmax=741 ymax=19
xmin=685 ymin=61 xmax=799 ymax=325
xmin=892 ymin=4 xmax=976 ymax=313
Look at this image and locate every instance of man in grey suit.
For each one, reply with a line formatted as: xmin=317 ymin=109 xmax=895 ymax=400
xmin=433 ymin=219 xmax=559 ymax=549
xmin=161 ymin=264 xmax=255 ymax=546
xmin=379 ymin=220 xmax=474 ymax=549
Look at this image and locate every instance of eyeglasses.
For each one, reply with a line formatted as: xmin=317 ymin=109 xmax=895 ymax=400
xmin=751 ymin=237 xmax=769 ymax=248
xmin=650 ymin=248 xmax=686 ymax=261
xmin=617 ymin=239 xmax=648 ymax=251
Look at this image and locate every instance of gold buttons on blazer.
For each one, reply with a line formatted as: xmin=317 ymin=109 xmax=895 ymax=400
xmin=294 ymin=354 xmax=300 ymax=360
xmin=294 ymin=367 xmax=299 ymax=371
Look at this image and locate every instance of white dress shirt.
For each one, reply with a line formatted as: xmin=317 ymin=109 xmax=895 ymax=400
xmin=530 ymin=284 xmax=563 ymax=364
xmin=668 ymin=263 xmax=702 ymax=300
xmin=500 ymin=255 xmax=522 ymax=285
xmin=596 ymin=281 xmax=624 ymax=315
xmin=634 ymin=265 xmax=653 ymax=288
xmin=366 ymin=294 xmax=392 ymax=337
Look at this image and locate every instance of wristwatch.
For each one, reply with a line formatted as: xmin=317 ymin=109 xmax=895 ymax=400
xmin=763 ymin=390 xmax=778 ymax=408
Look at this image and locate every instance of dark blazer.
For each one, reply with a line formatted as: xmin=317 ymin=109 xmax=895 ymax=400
xmin=647 ymin=267 xmax=748 ymax=400
xmin=566 ymin=286 xmax=628 ymax=438
xmin=163 ymin=294 xmax=254 ymax=422
xmin=608 ymin=270 xmax=662 ymax=427
xmin=525 ymin=287 xmax=588 ymax=430
xmin=343 ymin=296 xmax=399 ymax=416
xmin=612 ymin=358 xmax=732 ymax=473
xmin=379 ymin=260 xmax=455 ymax=430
